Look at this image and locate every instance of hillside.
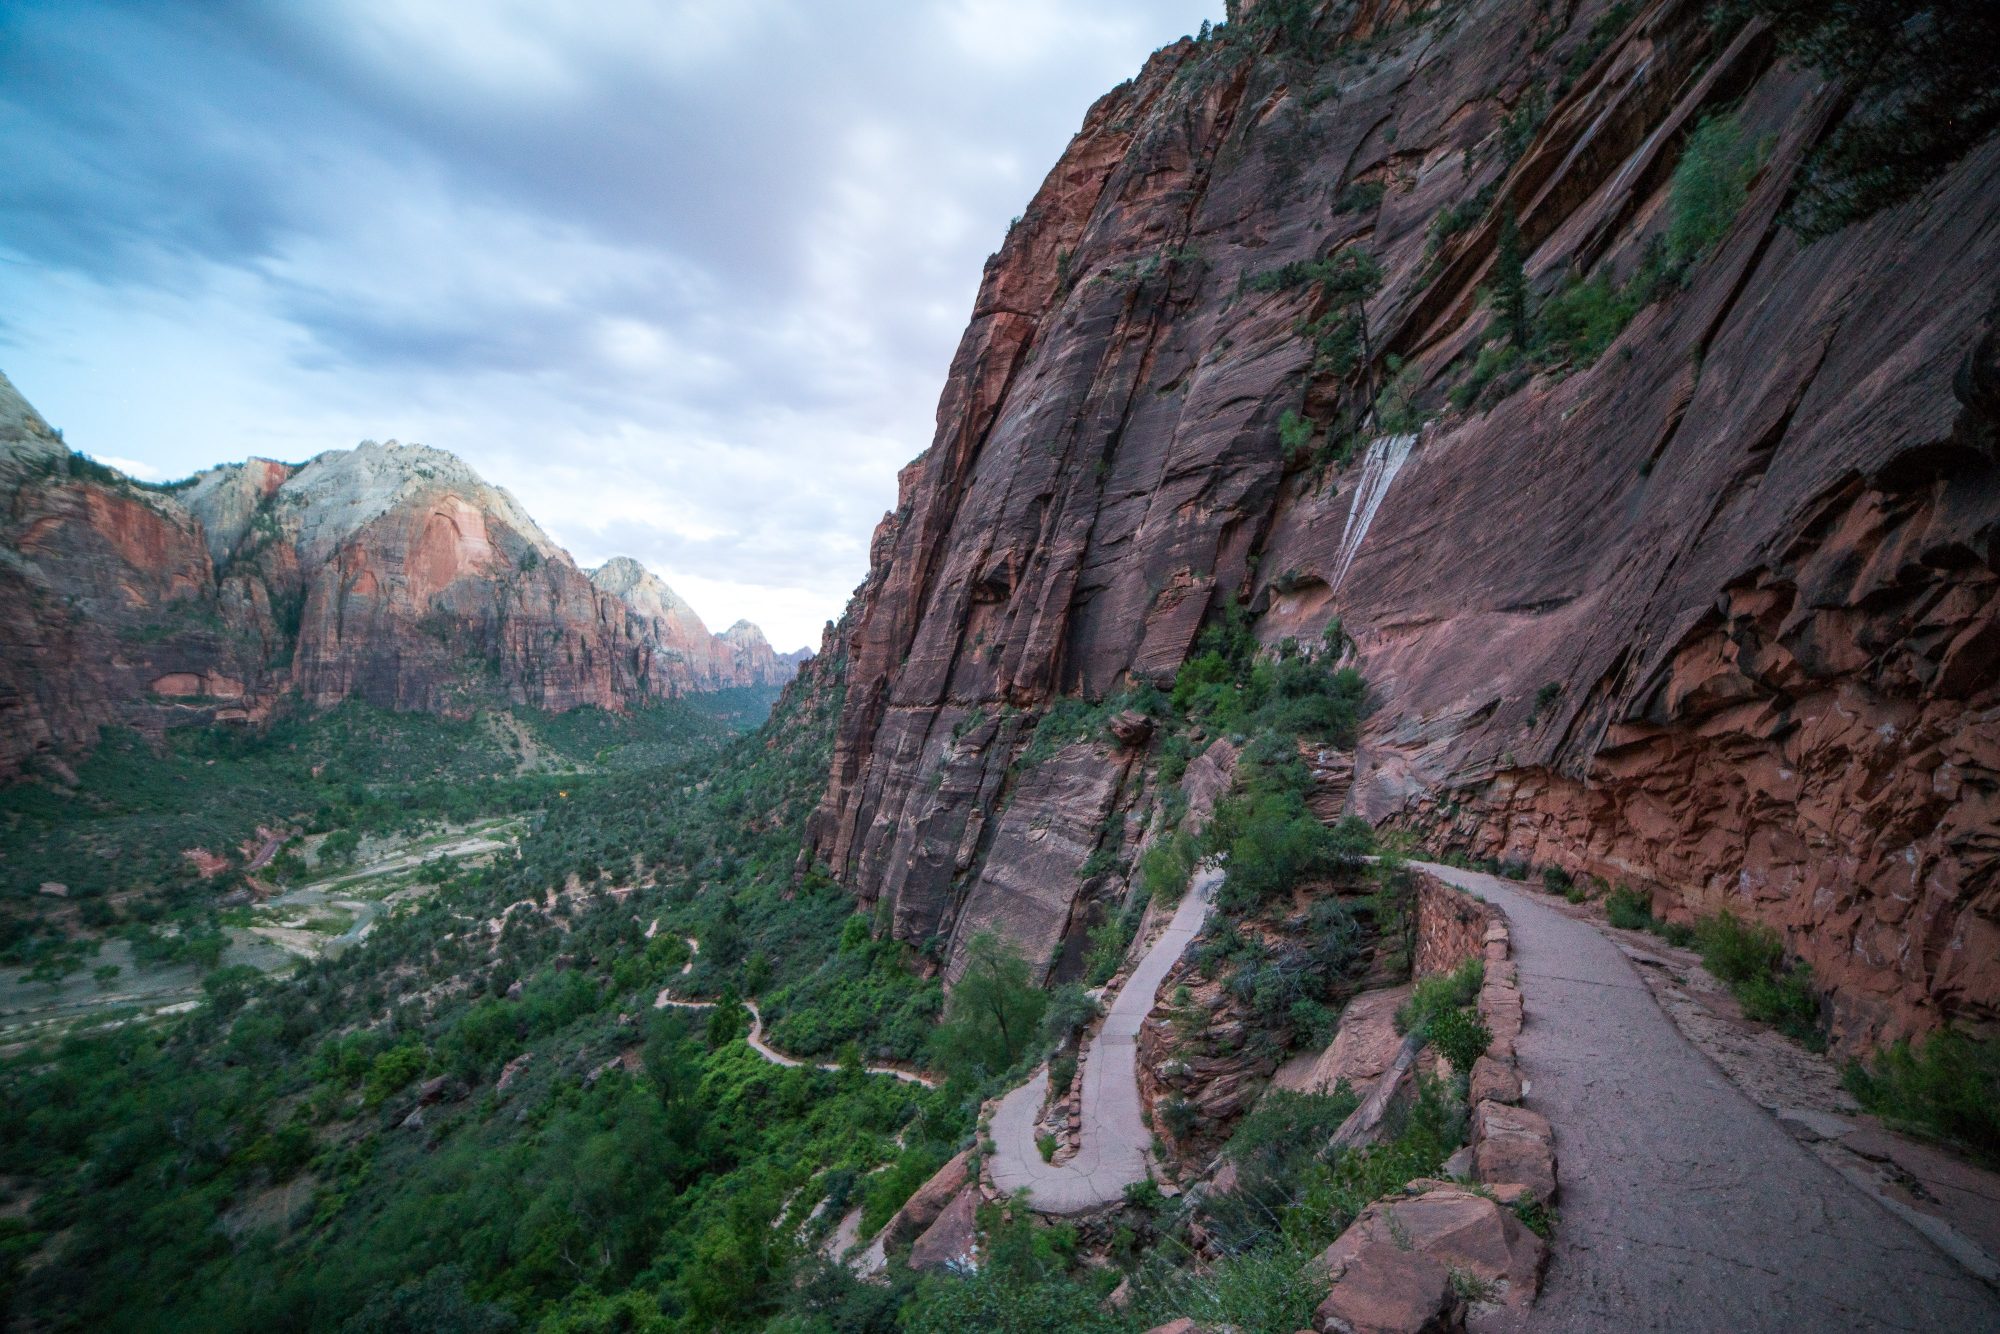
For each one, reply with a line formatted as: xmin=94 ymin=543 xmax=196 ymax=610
xmin=3 ymin=2 xmax=1998 ymax=1332
xmin=0 ymin=385 xmax=811 ymax=780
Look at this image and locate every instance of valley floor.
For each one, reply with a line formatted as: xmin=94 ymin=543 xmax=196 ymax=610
xmin=0 ymin=814 xmax=522 ymax=1045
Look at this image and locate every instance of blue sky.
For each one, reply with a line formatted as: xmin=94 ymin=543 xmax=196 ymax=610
xmin=0 ymin=0 xmax=1217 ymax=648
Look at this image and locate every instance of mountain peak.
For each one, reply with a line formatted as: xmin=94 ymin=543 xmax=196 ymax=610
xmin=590 ymin=557 xmax=706 ymax=632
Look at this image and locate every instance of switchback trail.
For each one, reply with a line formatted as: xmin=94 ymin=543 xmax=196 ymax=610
xmin=988 ymin=868 xmax=1220 ymax=1214
xmin=1412 ymin=862 xmax=2000 ymax=1333
xmin=655 ymin=972 xmax=936 ymax=1088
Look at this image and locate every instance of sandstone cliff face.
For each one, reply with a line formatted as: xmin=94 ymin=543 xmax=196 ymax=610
xmin=0 ymin=395 xmax=805 ymax=772
xmin=810 ymin=0 xmax=2000 ymax=1046
xmin=0 ymin=371 xmax=279 ymax=779
xmin=591 ymin=558 xmax=811 ymax=695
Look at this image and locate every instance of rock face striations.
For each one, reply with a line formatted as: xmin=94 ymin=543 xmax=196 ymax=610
xmin=0 ymin=373 xmax=807 ymax=776
xmin=807 ymin=0 xmax=2000 ymax=1047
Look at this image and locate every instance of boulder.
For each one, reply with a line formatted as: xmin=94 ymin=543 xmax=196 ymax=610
xmin=906 ymin=1187 xmax=979 ymax=1272
xmin=1317 ymin=1186 xmax=1547 ymax=1305
xmin=1313 ymin=1240 xmax=1463 ymax=1333
xmin=1472 ymin=1101 xmax=1558 ymax=1204
xmin=1468 ymin=1055 xmax=1521 ymax=1107
xmin=1109 ymin=710 xmax=1154 ymax=747
xmin=879 ymin=1149 xmax=972 ymax=1250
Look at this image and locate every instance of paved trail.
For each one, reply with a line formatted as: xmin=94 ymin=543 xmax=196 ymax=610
xmin=989 ymin=868 xmax=1219 ymax=1214
xmin=1412 ymin=862 xmax=2000 ymax=1333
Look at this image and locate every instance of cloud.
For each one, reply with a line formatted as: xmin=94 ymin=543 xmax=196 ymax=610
xmin=90 ymin=455 xmax=166 ymax=481
xmin=0 ymin=0 xmax=1219 ymax=646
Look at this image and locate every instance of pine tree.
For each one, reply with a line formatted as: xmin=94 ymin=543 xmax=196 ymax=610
xmin=1494 ymin=208 xmax=1531 ymax=348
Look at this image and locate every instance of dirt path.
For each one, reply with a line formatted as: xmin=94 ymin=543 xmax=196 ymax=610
xmin=988 ymin=867 xmax=1219 ymax=1215
xmin=654 ymin=976 xmax=937 ymax=1088
xmin=1410 ymin=862 xmax=2000 ymax=1333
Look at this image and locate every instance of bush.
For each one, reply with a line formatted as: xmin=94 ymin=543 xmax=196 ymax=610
xmin=1664 ymin=114 xmax=1764 ymax=271
xmin=363 ymin=1044 xmax=428 ymax=1109
xmin=1693 ymin=912 xmax=1822 ymax=1047
xmin=1845 ymin=1030 xmax=2000 ymax=1165
xmin=1605 ymin=885 xmax=1654 ymax=930
xmin=1692 ymin=911 xmax=1783 ymax=986
xmin=1426 ymin=1005 xmax=1494 ymax=1073
xmin=1396 ymin=958 xmax=1484 ymax=1036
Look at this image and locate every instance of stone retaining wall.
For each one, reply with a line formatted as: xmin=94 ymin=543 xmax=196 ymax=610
xmin=1414 ymin=869 xmax=1497 ymax=978
xmin=1308 ymin=871 xmax=1558 ymax=1331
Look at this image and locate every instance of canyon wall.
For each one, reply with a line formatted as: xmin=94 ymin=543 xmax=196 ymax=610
xmin=809 ymin=0 xmax=2000 ymax=1046
xmin=0 ymin=379 xmax=807 ymax=774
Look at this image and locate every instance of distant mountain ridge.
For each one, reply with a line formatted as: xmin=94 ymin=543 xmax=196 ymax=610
xmin=0 ymin=370 xmax=810 ymax=778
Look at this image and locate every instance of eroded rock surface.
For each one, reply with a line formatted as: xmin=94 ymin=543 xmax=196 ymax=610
xmin=806 ymin=0 xmax=1999 ymax=1046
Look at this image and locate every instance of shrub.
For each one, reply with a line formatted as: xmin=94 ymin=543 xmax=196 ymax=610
xmin=1664 ymin=114 xmax=1764 ymax=272
xmin=1137 ymin=833 xmax=1197 ymax=906
xmin=1396 ymin=958 xmax=1484 ymax=1036
xmin=1693 ymin=912 xmax=1823 ymax=1047
xmin=1845 ymin=1030 xmax=2000 ymax=1165
xmin=1427 ymin=1005 xmax=1493 ymax=1073
xmin=1605 ymin=885 xmax=1654 ymax=930
xmin=1692 ymin=911 xmax=1783 ymax=986
xmin=1040 ymin=983 xmax=1102 ymax=1054
xmin=363 ymin=1043 xmax=427 ymax=1108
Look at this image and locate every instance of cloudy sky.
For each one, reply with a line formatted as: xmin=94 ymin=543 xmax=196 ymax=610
xmin=0 ymin=0 xmax=1217 ymax=649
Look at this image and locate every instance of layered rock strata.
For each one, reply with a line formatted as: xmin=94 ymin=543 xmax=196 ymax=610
xmin=0 ymin=378 xmax=806 ymax=775
xmin=808 ymin=0 xmax=2000 ymax=1046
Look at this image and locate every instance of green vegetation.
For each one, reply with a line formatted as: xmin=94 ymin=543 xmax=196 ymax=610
xmin=0 ymin=698 xmax=751 ymax=987
xmin=1085 ymin=889 xmax=1152 ymax=985
xmin=1718 ymin=0 xmax=2000 ymax=237
xmin=0 ymin=663 xmax=976 ymax=1332
xmin=1446 ymin=112 xmax=1768 ymax=413
xmin=1205 ymin=740 xmax=1374 ymax=911
xmin=1605 ymin=884 xmax=1659 ymax=931
xmin=1844 ymin=1030 xmax=2000 ymax=1166
xmin=1557 ymin=1 xmax=1636 ymax=93
xmin=1600 ymin=890 xmax=1823 ymax=1047
xmin=1247 ymin=250 xmax=1385 ymax=378
xmin=1492 ymin=209 xmax=1531 ymax=347
xmin=1693 ymin=912 xmax=1822 ymax=1047
xmin=1153 ymin=606 xmax=1371 ymax=912
xmin=929 ymin=932 xmax=1048 ymax=1086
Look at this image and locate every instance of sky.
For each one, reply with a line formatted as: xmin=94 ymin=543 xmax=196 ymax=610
xmin=0 ymin=0 xmax=1219 ymax=650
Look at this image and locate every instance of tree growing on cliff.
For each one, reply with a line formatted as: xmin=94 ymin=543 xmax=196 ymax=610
xmin=1493 ymin=209 xmax=1531 ymax=347
xmin=931 ymin=932 xmax=1047 ymax=1083
xmin=1715 ymin=0 xmax=2000 ymax=236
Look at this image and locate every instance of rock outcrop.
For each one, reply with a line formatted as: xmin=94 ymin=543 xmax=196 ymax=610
xmin=807 ymin=0 xmax=2000 ymax=1049
xmin=0 ymin=385 xmax=806 ymax=774
xmin=591 ymin=558 xmax=809 ymax=695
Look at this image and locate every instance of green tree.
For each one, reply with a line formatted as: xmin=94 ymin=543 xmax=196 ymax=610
xmin=1719 ymin=0 xmax=2000 ymax=237
xmin=930 ymin=933 xmax=1048 ymax=1083
xmin=1493 ymin=208 xmax=1530 ymax=347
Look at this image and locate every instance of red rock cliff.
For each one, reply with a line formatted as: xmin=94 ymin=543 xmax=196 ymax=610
xmin=0 ymin=395 xmax=805 ymax=771
xmin=809 ymin=0 xmax=2000 ymax=1047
